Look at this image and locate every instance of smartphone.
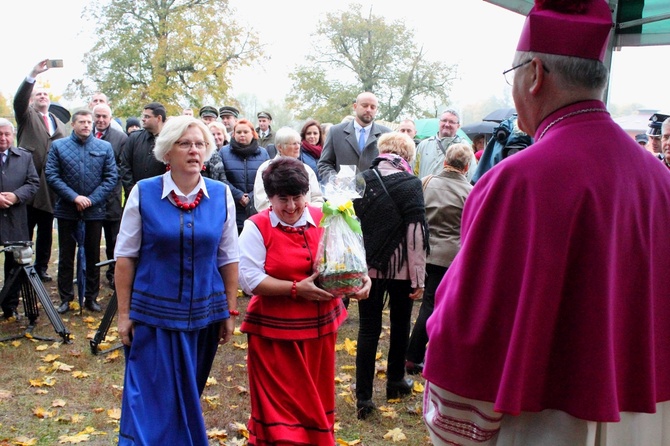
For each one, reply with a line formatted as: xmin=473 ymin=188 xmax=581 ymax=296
xmin=48 ymin=59 xmax=64 ymax=68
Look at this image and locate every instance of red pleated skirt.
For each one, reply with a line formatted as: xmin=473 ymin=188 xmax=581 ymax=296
xmin=247 ymin=333 xmax=337 ymax=446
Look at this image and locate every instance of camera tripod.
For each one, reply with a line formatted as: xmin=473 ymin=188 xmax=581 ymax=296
xmin=89 ymin=259 xmax=121 ymax=355
xmin=0 ymin=242 xmax=71 ymax=343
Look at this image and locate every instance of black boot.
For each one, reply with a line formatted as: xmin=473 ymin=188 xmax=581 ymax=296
xmin=386 ymin=378 xmax=414 ymax=400
xmin=57 ymin=301 xmax=71 ymax=314
xmin=356 ymin=399 xmax=377 ymax=420
xmin=85 ymin=300 xmax=102 ymax=312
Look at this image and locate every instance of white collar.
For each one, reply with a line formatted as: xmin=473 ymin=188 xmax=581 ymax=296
xmin=160 ymin=171 xmax=209 ymax=199
xmin=269 ymin=206 xmax=317 ymax=228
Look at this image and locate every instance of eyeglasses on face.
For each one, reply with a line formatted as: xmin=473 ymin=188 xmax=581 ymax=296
xmin=503 ymin=59 xmax=550 ymax=86
xmin=175 ymin=140 xmax=208 ymax=150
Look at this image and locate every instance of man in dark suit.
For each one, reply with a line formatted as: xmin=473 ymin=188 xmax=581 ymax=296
xmin=93 ymin=104 xmax=128 ymax=288
xmin=317 ymin=92 xmax=391 ymax=183
xmin=118 ymin=102 xmax=167 ymax=198
xmin=0 ymin=119 xmax=40 ymax=319
xmin=13 ymin=60 xmax=67 ymax=282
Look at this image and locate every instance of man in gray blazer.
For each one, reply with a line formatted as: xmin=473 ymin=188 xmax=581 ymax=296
xmin=317 ymin=92 xmax=391 ymax=183
xmin=0 ymin=119 xmax=40 ymax=319
xmin=93 ymin=104 xmax=127 ymax=288
xmin=13 ymin=60 xmax=67 ymax=283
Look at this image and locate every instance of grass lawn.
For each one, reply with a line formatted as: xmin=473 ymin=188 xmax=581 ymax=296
xmin=0 ymin=251 xmax=432 ymax=445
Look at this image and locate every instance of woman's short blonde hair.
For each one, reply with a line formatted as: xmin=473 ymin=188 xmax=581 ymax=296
xmin=154 ymin=116 xmax=215 ymax=163
xmin=377 ymin=131 xmax=416 ymax=163
xmin=444 ymin=143 xmax=472 ymax=170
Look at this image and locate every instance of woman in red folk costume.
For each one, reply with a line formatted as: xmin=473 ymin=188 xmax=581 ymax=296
xmin=238 ymin=157 xmax=371 ymax=445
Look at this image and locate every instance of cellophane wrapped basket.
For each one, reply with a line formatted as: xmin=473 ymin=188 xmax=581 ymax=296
xmin=315 ymin=166 xmax=367 ymax=297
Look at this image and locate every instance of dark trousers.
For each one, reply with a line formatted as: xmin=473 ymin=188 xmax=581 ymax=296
xmin=56 ymin=219 xmax=103 ymax=304
xmin=102 ymin=219 xmax=120 ymax=281
xmin=27 ymin=205 xmax=53 ymax=273
xmin=1 ymin=251 xmax=20 ymax=313
xmin=406 ymin=264 xmax=448 ymax=365
xmin=355 ymin=278 xmax=414 ymax=401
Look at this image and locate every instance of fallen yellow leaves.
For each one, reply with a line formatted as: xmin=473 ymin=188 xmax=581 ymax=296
xmin=52 ymin=399 xmax=67 ymax=407
xmin=103 ymin=350 xmax=120 ymax=362
xmin=29 ymin=377 xmax=56 ymax=387
xmin=413 ymin=381 xmax=424 ymax=393
xmin=336 ymin=438 xmax=362 ymax=445
xmin=206 ymin=376 xmax=218 ymax=387
xmin=232 ymin=341 xmax=248 ymax=350
xmin=58 ymin=426 xmax=107 ymax=444
xmin=383 ymin=427 xmax=407 ymax=442
xmin=107 ymin=407 xmax=121 ymax=421
xmin=42 ymin=354 xmax=60 ymax=363
xmin=207 ymin=427 xmax=228 ymax=440
xmin=204 ymin=394 xmax=220 ymax=408
xmin=12 ymin=436 xmax=37 ymax=446
xmin=71 ymin=370 xmax=89 ymax=379
xmin=33 ymin=406 xmax=54 ymax=418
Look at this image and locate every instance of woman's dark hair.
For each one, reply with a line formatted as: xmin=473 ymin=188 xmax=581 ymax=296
xmin=262 ymin=157 xmax=310 ymax=198
xmin=300 ymin=119 xmax=323 ymax=146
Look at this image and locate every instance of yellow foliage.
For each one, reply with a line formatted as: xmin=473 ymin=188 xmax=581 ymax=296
xmin=206 ymin=376 xmax=218 ymax=387
xmin=344 ymin=338 xmax=357 ymax=356
xmin=413 ymin=381 xmax=424 ymax=393
xmin=42 ymin=354 xmax=60 ymax=363
xmin=383 ymin=427 xmax=407 ymax=442
xmin=12 ymin=436 xmax=38 ymax=446
xmin=52 ymin=399 xmax=67 ymax=407
xmin=11 ymin=341 xmax=21 ymax=347
xmin=33 ymin=407 xmax=54 ymax=418
xmin=72 ymin=370 xmax=89 ymax=379
xmin=35 ymin=344 xmax=49 ymax=351
xmin=233 ymin=341 xmax=248 ymax=350
xmin=107 ymin=408 xmax=121 ymax=420
xmin=207 ymin=428 xmax=227 ymax=439
xmin=58 ymin=433 xmax=90 ymax=444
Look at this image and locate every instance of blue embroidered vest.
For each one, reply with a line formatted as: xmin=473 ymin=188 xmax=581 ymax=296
xmin=130 ymin=177 xmax=229 ymax=330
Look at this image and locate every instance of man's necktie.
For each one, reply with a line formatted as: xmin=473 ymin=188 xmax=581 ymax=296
xmin=358 ymin=128 xmax=366 ymax=152
xmin=42 ymin=114 xmax=50 ymax=134
xmin=96 ymin=132 xmax=103 ymax=139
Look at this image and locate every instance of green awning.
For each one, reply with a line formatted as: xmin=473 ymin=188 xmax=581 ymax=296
xmin=485 ymin=0 xmax=670 ymax=47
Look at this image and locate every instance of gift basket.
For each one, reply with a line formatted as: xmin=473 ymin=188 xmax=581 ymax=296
xmin=315 ymin=166 xmax=367 ymax=297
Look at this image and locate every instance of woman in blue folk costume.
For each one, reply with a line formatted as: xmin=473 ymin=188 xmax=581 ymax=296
xmin=115 ymin=116 xmax=240 ymax=445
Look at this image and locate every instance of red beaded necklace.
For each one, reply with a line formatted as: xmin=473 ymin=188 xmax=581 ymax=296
xmin=171 ymin=189 xmax=204 ymax=210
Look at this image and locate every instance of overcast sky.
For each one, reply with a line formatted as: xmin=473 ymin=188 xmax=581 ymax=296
xmin=2 ymin=0 xmax=668 ymax=118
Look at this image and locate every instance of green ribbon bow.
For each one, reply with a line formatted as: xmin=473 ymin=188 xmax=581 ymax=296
xmin=320 ymin=200 xmax=362 ymax=234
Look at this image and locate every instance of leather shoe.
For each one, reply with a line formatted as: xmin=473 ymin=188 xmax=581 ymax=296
xmin=386 ymin=378 xmax=414 ymax=400
xmin=3 ymin=309 xmax=20 ymax=320
xmin=57 ymin=301 xmax=71 ymax=314
xmin=356 ymin=399 xmax=377 ymax=420
xmin=37 ymin=270 xmax=53 ymax=282
xmin=85 ymin=300 xmax=102 ymax=312
xmin=405 ymin=360 xmax=424 ymax=376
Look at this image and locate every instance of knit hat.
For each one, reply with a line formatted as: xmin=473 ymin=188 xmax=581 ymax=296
xmin=516 ymin=0 xmax=613 ymax=62
xmin=126 ymin=117 xmax=141 ymax=131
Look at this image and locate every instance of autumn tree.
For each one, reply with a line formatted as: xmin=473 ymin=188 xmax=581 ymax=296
xmin=70 ymin=0 xmax=264 ymax=117
xmin=286 ymin=4 xmax=457 ymax=123
xmin=0 ymin=92 xmax=12 ymax=120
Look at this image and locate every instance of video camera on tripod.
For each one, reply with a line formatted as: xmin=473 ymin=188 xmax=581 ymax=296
xmin=0 ymin=241 xmax=71 ymax=343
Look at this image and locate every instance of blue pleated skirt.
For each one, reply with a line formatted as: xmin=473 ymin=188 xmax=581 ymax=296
xmin=118 ymin=322 xmax=220 ymax=445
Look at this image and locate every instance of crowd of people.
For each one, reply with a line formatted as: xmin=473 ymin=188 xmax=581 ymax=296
xmin=2 ymin=0 xmax=670 ymax=443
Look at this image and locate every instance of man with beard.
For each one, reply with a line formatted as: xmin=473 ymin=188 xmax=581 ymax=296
xmin=317 ymin=92 xmax=391 ymax=183
xmin=413 ymin=109 xmax=477 ymax=181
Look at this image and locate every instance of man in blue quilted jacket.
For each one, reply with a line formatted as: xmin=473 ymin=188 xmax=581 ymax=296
xmin=45 ymin=110 xmax=117 ymax=314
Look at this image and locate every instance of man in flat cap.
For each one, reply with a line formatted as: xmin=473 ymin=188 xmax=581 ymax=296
xmin=646 ymin=112 xmax=669 ymax=160
xmin=256 ymin=111 xmax=275 ymax=149
xmin=199 ymin=106 xmax=219 ymax=125
xmin=219 ymin=106 xmax=239 ymax=136
xmin=423 ymin=1 xmax=670 ymax=444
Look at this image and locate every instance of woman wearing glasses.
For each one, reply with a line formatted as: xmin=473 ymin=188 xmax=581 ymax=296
xmin=115 ymin=116 xmax=240 ymax=445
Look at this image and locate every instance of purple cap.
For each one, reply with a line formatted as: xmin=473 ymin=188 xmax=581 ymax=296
xmin=516 ymin=0 xmax=613 ymax=62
